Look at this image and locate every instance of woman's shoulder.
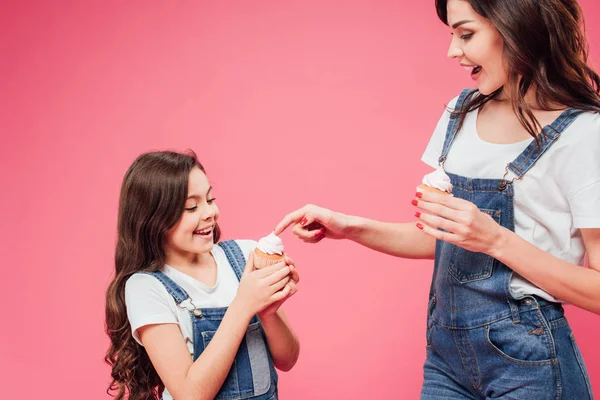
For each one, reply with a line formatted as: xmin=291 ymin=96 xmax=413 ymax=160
xmin=564 ymin=110 xmax=600 ymax=143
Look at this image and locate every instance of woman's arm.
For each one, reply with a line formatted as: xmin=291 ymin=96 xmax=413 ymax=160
xmin=490 ymin=227 xmax=600 ymax=314
xmin=345 ymin=216 xmax=436 ymax=259
xmin=275 ymin=204 xmax=436 ymax=259
xmin=415 ymin=190 xmax=600 ymax=314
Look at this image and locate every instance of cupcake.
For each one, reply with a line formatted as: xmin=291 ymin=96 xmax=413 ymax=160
xmin=417 ymin=167 xmax=453 ymax=195
xmin=253 ymin=232 xmax=286 ymax=269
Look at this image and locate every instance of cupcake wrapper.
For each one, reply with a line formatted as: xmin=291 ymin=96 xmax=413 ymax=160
xmin=253 ymin=252 xmax=285 ymax=269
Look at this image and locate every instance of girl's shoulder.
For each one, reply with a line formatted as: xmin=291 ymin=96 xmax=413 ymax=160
xmin=125 ymin=271 xmax=171 ymax=298
xmin=215 ymin=239 xmax=258 ymax=259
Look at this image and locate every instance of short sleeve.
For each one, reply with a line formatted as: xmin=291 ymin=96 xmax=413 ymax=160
xmin=235 ymin=239 xmax=259 ymax=259
xmin=421 ymin=96 xmax=460 ymax=168
xmin=556 ymin=113 xmax=600 ymax=229
xmin=125 ymin=273 xmax=179 ymax=345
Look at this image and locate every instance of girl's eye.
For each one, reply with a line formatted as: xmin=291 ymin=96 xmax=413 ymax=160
xmin=207 ymin=198 xmax=216 ymax=204
xmin=460 ymin=33 xmax=473 ymax=40
xmin=185 ymin=205 xmax=198 ymax=212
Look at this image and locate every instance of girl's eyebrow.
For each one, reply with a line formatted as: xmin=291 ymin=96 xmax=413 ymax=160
xmin=187 ymin=186 xmax=212 ymax=199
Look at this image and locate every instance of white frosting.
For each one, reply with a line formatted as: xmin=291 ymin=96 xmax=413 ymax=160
xmin=422 ymin=167 xmax=453 ymax=193
xmin=257 ymin=232 xmax=285 ymax=255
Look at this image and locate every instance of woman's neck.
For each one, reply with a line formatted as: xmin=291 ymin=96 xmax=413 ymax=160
xmin=496 ymin=86 xmax=565 ymax=111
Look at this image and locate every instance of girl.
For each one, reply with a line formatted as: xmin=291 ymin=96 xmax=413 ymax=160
xmin=276 ymin=0 xmax=600 ymax=398
xmin=105 ymin=151 xmax=300 ymax=400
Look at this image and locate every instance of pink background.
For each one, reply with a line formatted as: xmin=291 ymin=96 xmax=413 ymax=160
xmin=2 ymin=1 xmax=599 ymax=398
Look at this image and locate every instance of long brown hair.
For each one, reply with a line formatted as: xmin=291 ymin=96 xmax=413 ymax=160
xmin=105 ymin=150 xmax=221 ymax=400
xmin=435 ymin=0 xmax=600 ymax=138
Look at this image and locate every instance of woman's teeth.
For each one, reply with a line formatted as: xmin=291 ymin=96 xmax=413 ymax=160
xmin=463 ymin=65 xmax=482 ymax=75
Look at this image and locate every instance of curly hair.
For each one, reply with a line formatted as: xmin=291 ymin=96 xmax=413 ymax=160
xmin=105 ymin=150 xmax=221 ymax=399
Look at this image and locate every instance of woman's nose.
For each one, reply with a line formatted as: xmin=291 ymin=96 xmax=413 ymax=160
xmin=447 ymin=36 xmax=464 ymax=59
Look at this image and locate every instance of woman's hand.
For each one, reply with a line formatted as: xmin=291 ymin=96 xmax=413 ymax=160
xmin=412 ymin=190 xmax=506 ymax=255
xmin=274 ymin=204 xmax=351 ymax=242
xmin=232 ymin=252 xmax=293 ymax=318
xmin=258 ymin=255 xmax=299 ymax=320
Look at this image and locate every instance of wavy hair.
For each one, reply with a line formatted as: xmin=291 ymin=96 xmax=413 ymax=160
xmin=436 ymin=0 xmax=600 ymax=138
xmin=105 ymin=150 xmax=221 ymax=400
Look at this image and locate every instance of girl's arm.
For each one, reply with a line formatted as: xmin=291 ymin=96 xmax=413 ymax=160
xmin=274 ymin=205 xmax=436 ymax=259
xmin=139 ymin=302 xmax=252 ymax=400
xmin=259 ymin=309 xmax=300 ymax=371
xmin=139 ymin=257 xmax=292 ymax=400
xmin=255 ymin=260 xmax=300 ymax=371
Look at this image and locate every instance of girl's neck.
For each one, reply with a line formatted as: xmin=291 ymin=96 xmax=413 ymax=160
xmin=165 ymin=249 xmax=215 ymax=270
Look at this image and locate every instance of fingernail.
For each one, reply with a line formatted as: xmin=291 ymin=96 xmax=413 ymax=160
xmin=300 ymin=217 xmax=307 ymax=226
xmin=415 ymin=212 xmax=421 ymax=218
xmin=411 ymin=199 xmax=418 ymax=206
xmin=316 ymin=230 xmax=325 ymax=240
xmin=416 ymin=192 xmax=423 ymax=198
xmin=417 ymin=223 xmax=424 ymax=230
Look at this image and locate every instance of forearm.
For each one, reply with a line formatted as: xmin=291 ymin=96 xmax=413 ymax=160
xmin=346 ymin=216 xmax=435 ymax=259
xmin=259 ymin=310 xmax=299 ymax=371
xmin=491 ymin=227 xmax=600 ymax=314
xmin=181 ymin=303 xmax=253 ymax=400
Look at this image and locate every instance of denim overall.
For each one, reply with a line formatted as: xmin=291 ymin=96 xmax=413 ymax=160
xmin=148 ymin=240 xmax=278 ymax=400
xmin=421 ymin=90 xmax=594 ymax=399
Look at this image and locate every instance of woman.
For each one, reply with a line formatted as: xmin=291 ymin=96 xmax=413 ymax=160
xmin=276 ymin=0 xmax=600 ymax=398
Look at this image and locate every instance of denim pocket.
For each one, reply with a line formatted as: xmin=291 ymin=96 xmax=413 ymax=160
xmin=448 ymin=209 xmax=501 ymax=283
xmin=569 ymin=333 xmax=594 ymax=399
xmin=202 ymin=321 xmax=271 ymax=399
xmin=484 ymin=311 xmax=555 ymax=366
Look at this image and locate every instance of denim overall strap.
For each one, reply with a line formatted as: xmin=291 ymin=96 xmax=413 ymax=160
xmin=191 ymin=240 xmax=278 ymax=400
xmin=506 ymin=108 xmax=583 ymax=179
xmin=438 ymin=88 xmax=477 ymax=166
xmin=145 ymin=271 xmax=190 ymax=305
xmin=218 ymin=240 xmax=246 ymax=281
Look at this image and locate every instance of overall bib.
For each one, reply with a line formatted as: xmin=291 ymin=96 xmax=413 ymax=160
xmin=148 ymin=240 xmax=279 ymax=400
xmin=421 ymin=90 xmax=594 ymax=399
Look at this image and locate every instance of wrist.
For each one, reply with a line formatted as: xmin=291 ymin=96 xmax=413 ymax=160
xmin=344 ymin=214 xmax=363 ymax=241
xmin=489 ymin=226 xmax=511 ymax=260
xmin=258 ymin=310 xmax=279 ymax=323
xmin=229 ymin=298 xmax=255 ymax=323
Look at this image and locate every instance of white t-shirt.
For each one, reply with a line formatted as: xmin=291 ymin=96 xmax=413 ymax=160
xmin=422 ymin=96 xmax=600 ymax=301
xmin=125 ymin=240 xmax=258 ymax=399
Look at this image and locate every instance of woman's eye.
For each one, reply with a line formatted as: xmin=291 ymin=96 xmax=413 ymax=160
xmin=185 ymin=205 xmax=198 ymax=212
xmin=207 ymin=198 xmax=216 ymax=204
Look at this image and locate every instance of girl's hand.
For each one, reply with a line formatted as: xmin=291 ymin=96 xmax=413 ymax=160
xmin=232 ymin=252 xmax=293 ymax=318
xmin=258 ymin=256 xmax=300 ymax=320
xmin=274 ymin=204 xmax=350 ymax=242
xmin=412 ymin=190 xmax=506 ymax=255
